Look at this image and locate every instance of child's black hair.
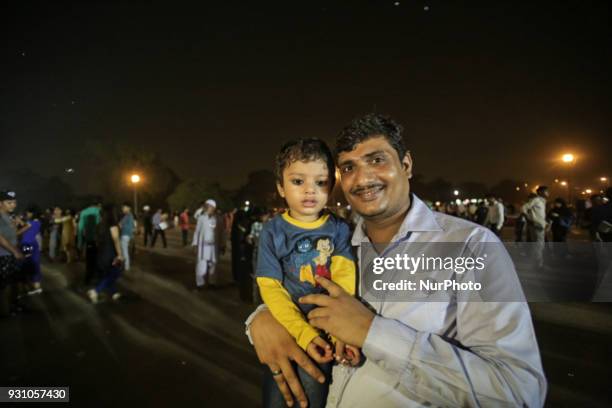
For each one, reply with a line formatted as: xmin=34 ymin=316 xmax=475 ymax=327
xmin=275 ymin=138 xmax=336 ymax=190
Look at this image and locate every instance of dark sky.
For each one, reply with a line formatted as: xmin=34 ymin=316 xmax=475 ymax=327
xmin=2 ymin=1 xmax=610 ymax=194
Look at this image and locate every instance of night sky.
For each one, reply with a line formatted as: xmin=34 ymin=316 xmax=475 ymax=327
xmin=2 ymin=1 xmax=610 ymax=194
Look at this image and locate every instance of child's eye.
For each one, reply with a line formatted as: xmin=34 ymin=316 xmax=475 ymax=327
xmin=291 ymin=179 xmax=303 ymax=185
xmin=316 ymin=180 xmax=328 ymax=187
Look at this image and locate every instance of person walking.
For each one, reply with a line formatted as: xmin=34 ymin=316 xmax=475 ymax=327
xmin=151 ymin=209 xmax=167 ymax=248
xmin=119 ymin=202 xmax=135 ymax=270
xmin=87 ymin=204 xmax=124 ymax=303
xmin=0 ymin=190 xmax=24 ymax=316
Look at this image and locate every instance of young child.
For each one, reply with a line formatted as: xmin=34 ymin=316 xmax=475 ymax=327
xmin=256 ymin=138 xmax=359 ymax=408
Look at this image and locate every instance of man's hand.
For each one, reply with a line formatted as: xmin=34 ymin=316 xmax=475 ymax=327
xmin=251 ymin=309 xmax=325 ymax=407
xmin=301 ymin=276 xmax=375 ymax=348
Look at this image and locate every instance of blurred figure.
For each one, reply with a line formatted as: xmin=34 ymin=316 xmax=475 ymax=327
xmin=48 ymin=206 xmax=62 ymax=261
xmin=119 ymin=202 xmax=135 ymax=271
xmin=88 ymin=204 xmax=124 ymax=303
xmin=523 ymin=186 xmax=549 ymax=267
xmin=142 ymin=205 xmax=153 ymax=246
xmin=79 ymin=202 xmax=101 ymax=286
xmin=591 ymin=188 xmax=612 ymax=242
xmin=485 ymin=195 xmax=505 ymax=237
xmin=0 ymin=190 xmax=24 ymax=317
xmin=192 ymin=199 xmax=224 ymax=289
xmin=548 ymin=198 xmax=574 ymax=242
xmin=151 ymin=209 xmax=167 ymax=248
xmin=475 ymin=201 xmax=488 ymax=225
xmin=193 ymin=201 xmax=206 ymax=220
xmin=56 ymin=209 xmax=75 ymax=263
xmin=179 ymin=207 xmax=190 ymax=246
xmin=21 ymin=208 xmax=43 ymax=295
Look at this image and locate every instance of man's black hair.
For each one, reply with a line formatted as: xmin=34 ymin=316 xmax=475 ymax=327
xmin=335 ymin=113 xmax=406 ymax=160
xmin=536 ymin=186 xmax=549 ymax=195
xmin=275 ymin=138 xmax=336 ymax=190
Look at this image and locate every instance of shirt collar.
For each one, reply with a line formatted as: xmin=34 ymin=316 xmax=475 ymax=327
xmin=351 ymin=193 xmax=442 ymax=245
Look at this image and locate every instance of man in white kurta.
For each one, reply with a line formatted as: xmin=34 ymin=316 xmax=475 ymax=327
xmin=192 ymin=199 xmax=221 ymax=288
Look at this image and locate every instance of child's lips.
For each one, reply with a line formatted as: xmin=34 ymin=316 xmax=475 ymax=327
xmin=302 ymin=199 xmax=318 ymax=208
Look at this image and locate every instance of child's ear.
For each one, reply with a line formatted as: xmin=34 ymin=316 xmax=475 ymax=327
xmin=276 ymin=182 xmax=285 ymax=198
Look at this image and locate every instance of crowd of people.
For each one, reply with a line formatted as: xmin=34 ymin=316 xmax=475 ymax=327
xmin=1 ymin=182 xmax=611 ymax=316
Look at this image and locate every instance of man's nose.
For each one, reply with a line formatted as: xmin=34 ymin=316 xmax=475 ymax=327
xmin=353 ymin=163 xmax=376 ymax=186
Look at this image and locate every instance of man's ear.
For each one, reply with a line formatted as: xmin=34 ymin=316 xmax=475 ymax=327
xmin=276 ymin=182 xmax=285 ymax=198
xmin=402 ymin=152 xmax=413 ymax=179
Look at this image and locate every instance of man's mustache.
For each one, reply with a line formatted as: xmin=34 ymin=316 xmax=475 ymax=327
xmin=350 ymin=183 xmax=385 ymax=195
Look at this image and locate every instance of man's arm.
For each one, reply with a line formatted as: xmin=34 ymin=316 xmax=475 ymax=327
xmin=362 ymin=301 xmax=546 ymax=407
xmin=247 ymin=307 xmax=325 ymax=408
xmin=0 ymin=235 xmax=23 ymax=259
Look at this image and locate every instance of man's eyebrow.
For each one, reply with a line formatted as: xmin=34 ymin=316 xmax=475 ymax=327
xmin=363 ymin=150 xmax=387 ymax=159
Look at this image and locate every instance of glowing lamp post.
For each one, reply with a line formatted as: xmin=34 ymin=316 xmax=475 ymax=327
xmin=131 ymin=174 xmax=141 ymax=215
xmin=561 ymin=153 xmax=576 ymax=204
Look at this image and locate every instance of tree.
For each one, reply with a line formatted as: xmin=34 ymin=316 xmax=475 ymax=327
xmin=234 ymin=170 xmax=282 ymax=209
xmin=86 ymin=140 xmax=180 ymax=208
xmin=167 ymin=179 xmax=233 ymax=212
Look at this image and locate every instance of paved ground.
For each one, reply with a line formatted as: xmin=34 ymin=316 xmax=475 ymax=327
xmin=1 ymin=227 xmax=611 ymax=407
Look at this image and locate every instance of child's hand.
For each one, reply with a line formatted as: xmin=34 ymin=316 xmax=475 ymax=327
xmin=306 ymin=336 xmax=333 ymax=364
xmin=335 ymin=341 xmax=362 ymax=367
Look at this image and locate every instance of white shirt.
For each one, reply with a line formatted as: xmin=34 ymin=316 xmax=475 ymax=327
xmin=485 ymin=201 xmax=505 ymax=229
xmin=522 ymin=196 xmax=547 ymax=229
xmin=246 ymin=194 xmax=547 ymax=407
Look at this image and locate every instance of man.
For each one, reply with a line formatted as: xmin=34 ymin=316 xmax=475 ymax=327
xmin=150 ymin=209 xmax=167 ymax=248
xmin=485 ymin=194 xmax=505 ymax=237
xmin=591 ymin=188 xmax=612 ymax=242
xmin=246 ymin=114 xmax=546 ymax=407
xmin=119 ymin=202 xmax=135 ymax=270
xmin=0 ymin=190 xmax=24 ymax=316
xmin=192 ymin=199 xmax=224 ymax=289
xmin=522 ymin=187 xmax=548 ymax=243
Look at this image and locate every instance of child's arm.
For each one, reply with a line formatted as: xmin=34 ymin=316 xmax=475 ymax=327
xmin=257 ymin=277 xmax=322 ymax=350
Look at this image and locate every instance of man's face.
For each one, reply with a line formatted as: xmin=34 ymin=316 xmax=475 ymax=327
xmin=0 ymin=200 xmax=17 ymax=213
xmin=337 ymin=136 xmax=412 ymax=220
xmin=122 ymin=205 xmax=130 ymax=214
xmin=206 ymin=205 xmax=216 ymax=216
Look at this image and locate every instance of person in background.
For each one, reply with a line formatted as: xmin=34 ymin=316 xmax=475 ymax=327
xmin=79 ymin=203 xmax=101 ymax=286
xmin=151 ymin=209 xmax=167 ymax=248
xmin=56 ymin=209 xmax=76 ymax=263
xmin=142 ymin=205 xmax=153 ymax=246
xmin=485 ymin=194 xmax=505 ymax=237
xmin=88 ymin=204 xmax=124 ymax=303
xmin=21 ymin=208 xmax=43 ymax=295
xmin=192 ymin=199 xmax=225 ymax=289
xmin=119 ymin=202 xmax=135 ymax=271
xmin=48 ymin=206 xmax=62 ymax=261
xmin=179 ymin=208 xmax=190 ymax=246
xmin=0 ymin=190 xmax=24 ymax=317
xmin=548 ymin=198 xmax=574 ymax=242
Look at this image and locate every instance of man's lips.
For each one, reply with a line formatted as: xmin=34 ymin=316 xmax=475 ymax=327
xmin=351 ymin=185 xmax=385 ymax=201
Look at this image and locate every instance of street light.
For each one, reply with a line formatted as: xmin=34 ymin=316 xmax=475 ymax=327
xmin=131 ymin=173 xmax=141 ymax=215
xmin=453 ymin=190 xmax=459 ymax=196
xmin=561 ymin=153 xmax=576 ymax=204
xmin=601 ymin=177 xmax=610 ymax=188
xmin=560 ymin=181 xmax=567 ymax=186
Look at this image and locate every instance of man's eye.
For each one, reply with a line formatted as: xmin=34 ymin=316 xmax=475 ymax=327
xmin=341 ymin=166 xmax=353 ymax=173
xmin=316 ymin=180 xmax=328 ymax=187
xmin=291 ymin=179 xmax=303 ymax=185
xmin=371 ymin=156 xmax=385 ymax=164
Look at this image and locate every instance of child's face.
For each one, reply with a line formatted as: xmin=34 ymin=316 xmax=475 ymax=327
xmin=277 ymin=159 xmax=330 ymax=222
